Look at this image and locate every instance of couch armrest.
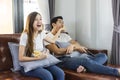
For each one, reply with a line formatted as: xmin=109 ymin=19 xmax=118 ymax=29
xmin=88 ymin=49 xmax=107 ymax=55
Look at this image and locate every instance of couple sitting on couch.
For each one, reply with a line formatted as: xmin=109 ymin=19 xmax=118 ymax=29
xmin=19 ymin=12 xmax=120 ymax=80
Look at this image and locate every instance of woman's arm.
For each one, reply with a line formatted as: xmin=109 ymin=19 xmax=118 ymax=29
xmin=19 ymin=45 xmax=47 ymax=62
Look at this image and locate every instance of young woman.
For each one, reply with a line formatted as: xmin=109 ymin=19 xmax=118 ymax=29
xmin=19 ymin=12 xmax=64 ymax=80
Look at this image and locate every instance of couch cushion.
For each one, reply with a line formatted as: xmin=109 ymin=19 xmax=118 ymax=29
xmin=0 ymin=70 xmax=39 ymax=80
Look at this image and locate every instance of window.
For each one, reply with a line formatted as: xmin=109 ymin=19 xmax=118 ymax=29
xmin=0 ymin=0 xmax=13 ymax=34
xmin=24 ymin=0 xmax=50 ymax=29
xmin=24 ymin=0 xmax=39 ymax=27
xmin=0 ymin=0 xmax=50 ymax=34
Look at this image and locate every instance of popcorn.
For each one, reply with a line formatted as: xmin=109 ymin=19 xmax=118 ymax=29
xmin=33 ymin=50 xmax=42 ymax=57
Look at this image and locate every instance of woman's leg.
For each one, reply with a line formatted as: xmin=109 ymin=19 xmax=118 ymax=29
xmin=20 ymin=67 xmax=53 ymax=80
xmin=46 ymin=65 xmax=65 ymax=80
xmin=61 ymin=57 xmax=119 ymax=76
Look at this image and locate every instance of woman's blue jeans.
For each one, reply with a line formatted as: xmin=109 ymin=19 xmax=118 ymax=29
xmin=58 ymin=52 xmax=119 ymax=76
xmin=20 ymin=65 xmax=64 ymax=80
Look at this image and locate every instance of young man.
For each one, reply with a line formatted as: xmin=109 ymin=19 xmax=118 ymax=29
xmin=44 ymin=16 xmax=120 ymax=76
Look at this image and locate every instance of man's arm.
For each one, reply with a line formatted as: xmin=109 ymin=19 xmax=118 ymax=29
xmin=44 ymin=27 xmax=65 ymax=43
xmin=45 ymin=43 xmax=67 ymax=56
xmin=69 ymin=40 xmax=87 ymax=53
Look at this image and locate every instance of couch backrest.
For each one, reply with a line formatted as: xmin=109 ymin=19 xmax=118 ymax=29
xmin=0 ymin=33 xmax=21 ymax=71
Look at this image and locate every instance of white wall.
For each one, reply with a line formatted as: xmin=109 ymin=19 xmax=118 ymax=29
xmin=76 ymin=0 xmax=92 ymax=48
xmin=96 ymin=0 xmax=113 ymax=50
xmin=76 ymin=0 xmax=113 ymax=59
xmin=55 ymin=0 xmax=76 ymax=39
xmin=96 ymin=0 xmax=113 ymax=60
xmin=37 ymin=0 xmax=50 ymax=24
xmin=55 ymin=0 xmax=113 ymax=59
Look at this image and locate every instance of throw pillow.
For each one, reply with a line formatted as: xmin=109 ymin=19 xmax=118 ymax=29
xmin=55 ymin=41 xmax=70 ymax=48
xmin=19 ymin=54 xmax=61 ymax=72
xmin=8 ymin=42 xmax=21 ymax=72
xmin=8 ymin=42 xmax=61 ymax=72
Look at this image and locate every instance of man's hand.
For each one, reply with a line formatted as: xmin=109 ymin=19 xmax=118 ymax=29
xmin=66 ymin=44 xmax=74 ymax=54
xmin=69 ymin=40 xmax=87 ymax=53
xmin=58 ymin=27 xmax=65 ymax=33
xmin=78 ymin=46 xmax=87 ymax=53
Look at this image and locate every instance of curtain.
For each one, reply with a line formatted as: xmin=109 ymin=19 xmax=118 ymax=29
xmin=110 ymin=0 xmax=120 ymax=65
xmin=48 ymin=0 xmax=55 ymax=19
xmin=13 ymin=0 xmax=24 ymax=33
xmin=46 ymin=0 xmax=55 ymax=31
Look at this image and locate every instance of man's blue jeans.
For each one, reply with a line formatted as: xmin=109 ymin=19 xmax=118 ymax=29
xmin=20 ymin=65 xmax=64 ymax=80
xmin=58 ymin=52 xmax=119 ymax=76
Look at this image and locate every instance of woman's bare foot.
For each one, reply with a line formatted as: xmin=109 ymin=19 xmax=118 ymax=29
xmin=77 ymin=65 xmax=86 ymax=73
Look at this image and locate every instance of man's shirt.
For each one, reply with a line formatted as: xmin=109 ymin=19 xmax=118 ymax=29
xmin=44 ymin=32 xmax=72 ymax=46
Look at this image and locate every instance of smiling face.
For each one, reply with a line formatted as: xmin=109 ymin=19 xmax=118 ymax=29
xmin=33 ymin=14 xmax=43 ymax=32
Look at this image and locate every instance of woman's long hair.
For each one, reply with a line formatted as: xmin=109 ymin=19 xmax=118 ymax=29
xmin=23 ymin=12 xmax=42 ymax=57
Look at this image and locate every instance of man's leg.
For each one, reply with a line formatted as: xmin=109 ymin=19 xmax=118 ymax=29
xmin=91 ymin=53 xmax=108 ymax=64
xmin=60 ymin=57 xmax=119 ymax=76
xmin=81 ymin=52 xmax=108 ymax=65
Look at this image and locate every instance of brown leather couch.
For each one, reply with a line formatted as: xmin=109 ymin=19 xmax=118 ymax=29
xmin=0 ymin=33 xmax=120 ymax=80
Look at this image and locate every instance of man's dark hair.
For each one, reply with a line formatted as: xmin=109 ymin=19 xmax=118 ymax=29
xmin=50 ymin=16 xmax=63 ymax=28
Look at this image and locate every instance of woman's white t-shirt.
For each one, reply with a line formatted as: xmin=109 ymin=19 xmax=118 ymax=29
xmin=19 ymin=30 xmax=47 ymax=51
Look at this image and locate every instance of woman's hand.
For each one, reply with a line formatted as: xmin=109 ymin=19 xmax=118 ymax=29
xmin=42 ymin=49 xmax=49 ymax=56
xmin=36 ymin=53 xmax=47 ymax=60
xmin=33 ymin=50 xmax=48 ymax=60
